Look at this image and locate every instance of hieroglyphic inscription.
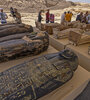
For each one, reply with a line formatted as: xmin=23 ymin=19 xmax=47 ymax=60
xmin=0 ymin=55 xmax=73 ymax=100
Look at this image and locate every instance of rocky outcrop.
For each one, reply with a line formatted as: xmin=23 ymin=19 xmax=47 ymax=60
xmin=0 ymin=0 xmax=76 ymax=12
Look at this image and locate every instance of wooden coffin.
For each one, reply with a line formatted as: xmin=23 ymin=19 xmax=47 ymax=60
xmin=73 ymin=23 xmax=87 ymax=30
xmin=45 ymin=23 xmax=60 ymax=28
xmin=0 ymin=49 xmax=78 ymax=100
xmin=35 ymin=21 xmax=42 ymax=30
xmin=0 ymin=32 xmax=49 ymax=62
xmin=44 ymin=23 xmax=60 ymax=35
xmin=0 ymin=24 xmax=33 ymax=38
xmin=58 ymin=23 xmax=71 ymax=31
xmin=45 ymin=25 xmax=53 ymax=35
xmin=0 ymin=33 xmax=31 ymax=42
xmin=65 ymin=21 xmax=87 ymax=30
xmin=86 ymin=24 xmax=90 ymax=30
xmin=69 ymin=31 xmax=90 ymax=45
xmin=0 ymin=23 xmax=17 ymax=26
xmin=41 ymin=23 xmax=46 ymax=31
xmin=53 ymin=28 xmax=83 ymax=39
xmin=0 ymin=23 xmax=25 ymax=30
xmin=35 ymin=22 xmax=60 ymax=34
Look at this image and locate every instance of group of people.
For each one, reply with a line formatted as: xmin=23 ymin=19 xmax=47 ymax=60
xmin=38 ymin=9 xmax=55 ymax=23
xmin=1 ymin=7 xmax=89 ymax=25
xmin=61 ymin=11 xmax=90 ymax=24
xmin=38 ymin=10 xmax=73 ymax=24
xmin=10 ymin=7 xmax=22 ymax=24
xmin=61 ymin=11 xmax=73 ymax=24
xmin=38 ymin=9 xmax=90 ymax=25
xmin=76 ymin=11 xmax=90 ymax=24
xmin=0 ymin=7 xmax=22 ymax=24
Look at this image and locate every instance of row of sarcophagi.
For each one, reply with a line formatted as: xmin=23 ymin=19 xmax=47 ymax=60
xmin=0 ymin=23 xmax=49 ymax=62
xmin=35 ymin=21 xmax=90 ymax=46
xmin=0 ymin=23 xmax=79 ymax=100
xmin=35 ymin=21 xmax=90 ymax=56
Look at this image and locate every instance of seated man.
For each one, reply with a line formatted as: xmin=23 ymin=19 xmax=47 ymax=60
xmin=0 ymin=8 xmax=8 ymax=24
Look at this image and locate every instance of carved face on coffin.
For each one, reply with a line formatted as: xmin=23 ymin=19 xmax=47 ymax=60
xmin=59 ymin=49 xmax=78 ymax=71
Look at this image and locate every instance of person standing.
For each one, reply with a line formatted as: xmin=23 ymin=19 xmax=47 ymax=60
xmin=86 ymin=14 xmax=90 ymax=24
xmin=69 ymin=12 xmax=73 ymax=22
xmin=82 ymin=11 xmax=88 ymax=23
xmin=65 ymin=11 xmax=71 ymax=22
xmin=38 ymin=10 xmax=42 ymax=23
xmin=14 ymin=8 xmax=22 ymax=24
xmin=10 ymin=7 xmax=15 ymax=17
xmin=46 ymin=9 xmax=50 ymax=23
xmin=50 ymin=14 xmax=54 ymax=23
xmin=61 ymin=12 xmax=66 ymax=24
xmin=76 ymin=12 xmax=83 ymax=22
xmin=0 ymin=8 xmax=8 ymax=24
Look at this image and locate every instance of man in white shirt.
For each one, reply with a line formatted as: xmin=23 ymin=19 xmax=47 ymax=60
xmin=0 ymin=8 xmax=8 ymax=24
xmin=61 ymin=12 xmax=66 ymax=24
xmin=86 ymin=14 xmax=90 ymax=24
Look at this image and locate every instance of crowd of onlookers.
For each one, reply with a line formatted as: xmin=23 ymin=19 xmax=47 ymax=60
xmin=0 ymin=8 xmax=90 ymax=25
xmin=0 ymin=7 xmax=21 ymax=24
xmin=76 ymin=11 xmax=90 ymax=24
xmin=38 ymin=9 xmax=90 ymax=25
xmin=62 ymin=11 xmax=90 ymax=24
xmin=38 ymin=10 xmax=73 ymax=24
xmin=61 ymin=11 xmax=73 ymax=24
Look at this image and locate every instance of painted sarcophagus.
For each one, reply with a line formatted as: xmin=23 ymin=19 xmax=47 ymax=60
xmin=69 ymin=31 xmax=90 ymax=46
xmin=53 ymin=28 xmax=82 ymax=39
xmin=0 ymin=49 xmax=78 ymax=100
xmin=0 ymin=32 xmax=49 ymax=62
xmin=35 ymin=21 xmax=60 ymax=34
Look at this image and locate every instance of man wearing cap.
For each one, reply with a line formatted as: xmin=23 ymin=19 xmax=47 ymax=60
xmin=0 ymin=8 xmax=8 ymax=24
